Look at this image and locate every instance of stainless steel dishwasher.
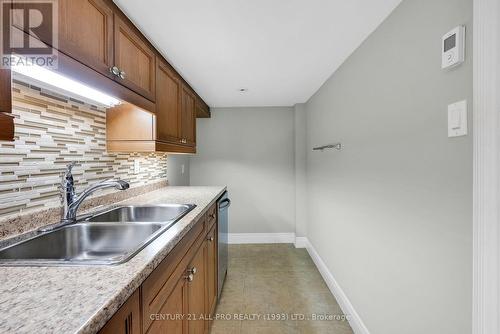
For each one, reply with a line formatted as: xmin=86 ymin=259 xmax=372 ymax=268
xmin=217 ymin=191 xmax=230 ymax=298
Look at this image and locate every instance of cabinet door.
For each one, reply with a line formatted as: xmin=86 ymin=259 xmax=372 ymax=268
xmin=0 ymin=113 xmax=14 ymax=141
xmin=181 ymin=86 xmax=196 ymax=147
xmin=156 ymin=59 xmax=183 ymax=144
xmin=99 ymin=290 xmax=141 ymax=334
xmin=187 ymin=242 xmax=206 ymax=334
xmin=114 ymin=15 xmax=156 ymax=101
xmin=58 ymin=0 xmax=114 ymax=78
xmin=0 ymin=69 xmax=11 ymax=114
xmin=206 ymin=225 xmax=218 ymax=319
xmin=146 ymin=275 xmax=188 ymax=334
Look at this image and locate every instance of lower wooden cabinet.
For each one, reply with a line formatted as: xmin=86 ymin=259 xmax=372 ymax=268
xmin=147 ymin=274 xmax=188 ymax=334
xmin=99 ymin=204 xmax=218 ymax=334
xmin=99 ymin=290 xmax=141 ymax=334
xmin=206 ymin=225 xmax=218 ymax=320
xmin=187 ymin=241 xmax=207 ymax=334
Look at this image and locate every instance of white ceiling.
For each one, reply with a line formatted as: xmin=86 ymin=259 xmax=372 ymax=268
xmin=114 ymin=0 xmax=402 ymax=107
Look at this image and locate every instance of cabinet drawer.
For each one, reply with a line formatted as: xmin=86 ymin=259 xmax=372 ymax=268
xmin=142 ymin=218 xmax=204 ymax=332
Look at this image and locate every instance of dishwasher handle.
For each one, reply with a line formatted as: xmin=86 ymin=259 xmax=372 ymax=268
xmin=218 ymin=198 xmax=231 ymax=210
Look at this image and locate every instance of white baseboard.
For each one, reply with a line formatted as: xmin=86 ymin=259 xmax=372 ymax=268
xmin=298 ymin=238 xmax=370 ymax=334
xmin=294 ymin=236 xmax=308 ymax=248
xmin=228 ymin=233 xmax=296 ymax=244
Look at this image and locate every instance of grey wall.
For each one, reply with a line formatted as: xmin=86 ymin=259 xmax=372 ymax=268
xmin=167 ymin=155 xmax=190 ymax=186
xmin=190 ymin=107 xmax=295 ymax=233
xmin=305 ymin=0 xmax=473 ymax=333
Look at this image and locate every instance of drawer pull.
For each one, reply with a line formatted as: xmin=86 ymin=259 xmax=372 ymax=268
xmin=185 ymin=274 xmax=194 ymax=282
xmin=187 ymin=267 xmax=197 ymax=275
xmin=207 ymin=236 xmax=214 ymax=242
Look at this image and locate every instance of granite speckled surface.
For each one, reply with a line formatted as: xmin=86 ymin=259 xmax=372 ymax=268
xmin=0 ymin=186 xmax=226 ymax=334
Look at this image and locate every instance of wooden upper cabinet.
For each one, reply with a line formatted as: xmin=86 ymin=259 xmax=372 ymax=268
xmin=181 ymin=86 xmax=196 ymax=147
xmin=114 ymin=15 xmax=156 ymax=102
xmin=0 ymin=69 xmax=11 ymax=114
xmin=0 ymin=69 xmax=13 ymax=141
xmin=58 ymin=0 xmax=114 ymax=78
xmin=0 ymin=113 xmax=14 ymax=141
xmin=156 ymin=59 xmax=182 ymax=144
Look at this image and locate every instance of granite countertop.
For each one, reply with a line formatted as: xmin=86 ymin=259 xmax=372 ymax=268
xmin=0 ymin=186 xmax=226 ymax=334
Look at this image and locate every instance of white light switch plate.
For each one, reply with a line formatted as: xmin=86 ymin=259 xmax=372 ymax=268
xmin=448 ymin=100 xmax=468 ymax=137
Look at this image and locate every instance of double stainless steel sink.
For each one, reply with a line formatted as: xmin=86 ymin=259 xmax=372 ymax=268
xmin=0 ymin=204 xmax=195 ymax=266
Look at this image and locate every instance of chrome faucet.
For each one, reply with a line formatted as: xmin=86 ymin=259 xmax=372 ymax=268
xmin=57 ymin=162 xmax=129 ymax=226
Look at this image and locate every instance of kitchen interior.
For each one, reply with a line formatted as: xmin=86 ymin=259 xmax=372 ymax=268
xmin=0 ymin=0 xmax=476 ymax=334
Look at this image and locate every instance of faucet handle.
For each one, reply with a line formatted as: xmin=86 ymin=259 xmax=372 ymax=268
xmin=61 ymin=162 xmax=77 ymax=191
xmin=63 ymin=162 xmax=77 ymax=178
xmin=65 ymin=162 xmax=76 ymax=174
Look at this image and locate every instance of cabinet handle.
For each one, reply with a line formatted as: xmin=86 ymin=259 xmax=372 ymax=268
xmin=207 ymin=236 xmax=214 ymax=242
xmin=109 ymin=66 xmax=120 ymax=76
xmin=185 ymin=274 xmax=194 ymax=282
xmin=187 ymin=267 xmax=197 ymax=275
xmin=119 ymin=70 xmax=126 ymax=79
xmin=209 ymin=213 xmax=216 ymax=219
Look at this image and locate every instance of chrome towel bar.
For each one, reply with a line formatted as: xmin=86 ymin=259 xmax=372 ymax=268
xmin=313 ymin=143 xmax=342 ymax=151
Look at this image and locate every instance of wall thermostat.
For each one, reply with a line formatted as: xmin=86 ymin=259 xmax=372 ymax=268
xmin=442 ymin=26 xmax=465 ymax=69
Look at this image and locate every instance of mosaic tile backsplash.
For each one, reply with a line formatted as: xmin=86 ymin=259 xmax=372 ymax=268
xmin=0 ymin=80 xmax=168 ymax=219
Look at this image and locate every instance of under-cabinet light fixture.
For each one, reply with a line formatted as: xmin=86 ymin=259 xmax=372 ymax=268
xmin=10 ymin=56 xmax=121 ymax=107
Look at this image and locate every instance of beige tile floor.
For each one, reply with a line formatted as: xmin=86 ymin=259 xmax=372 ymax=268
xmin=211 ymin=244 xmax=354 ymax=334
